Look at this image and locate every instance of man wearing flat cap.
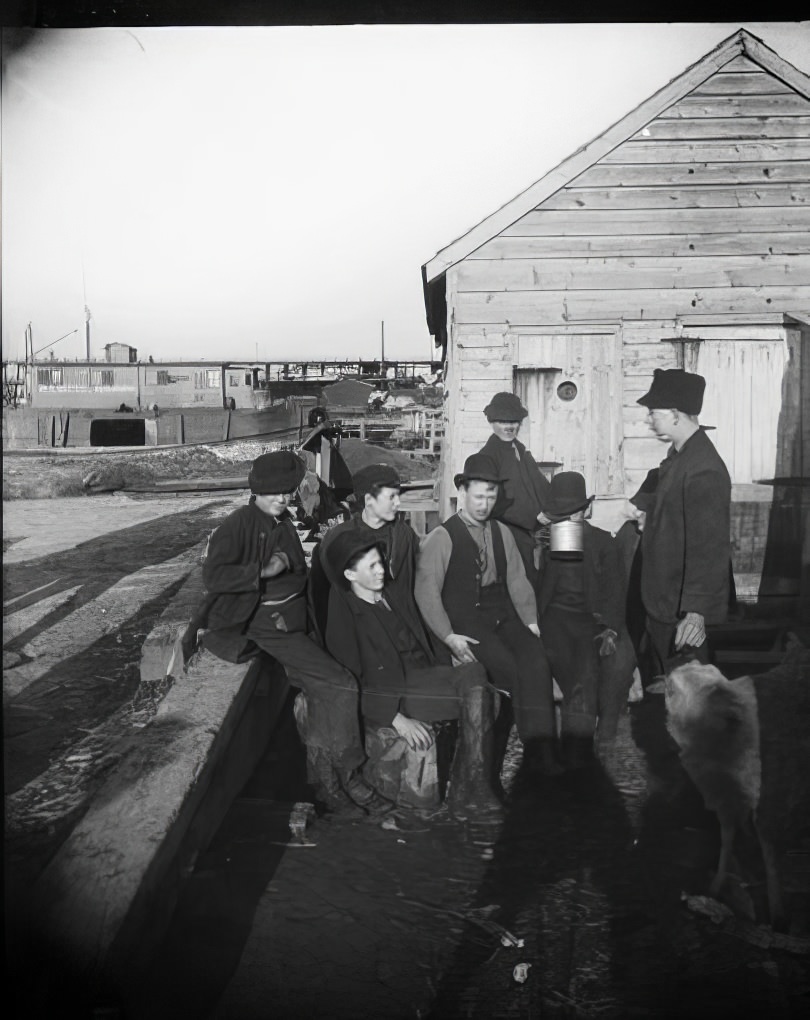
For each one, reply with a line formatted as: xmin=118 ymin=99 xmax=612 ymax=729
xmin=323 ymin=529 xmax=502 ymax=817
xmin=415 ymin=453 xmax=559 ymax=775
xmin=636 ymin=368 xmax=732 ymax=671
xmin=200 ymin=451 xmax=391 ymax=815
xmin=479 ymin=391 xmax=553 ymax=587
xmin=309 ymin=462 xmax=425 ymax=646
xmin=535 ymin=472 xmax=635 ymax=764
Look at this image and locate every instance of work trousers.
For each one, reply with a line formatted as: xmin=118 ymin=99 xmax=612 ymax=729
xmin=450 ymin=584 xmax=554 ymax=741
xmin=370 ymin=661 xmax=489 ymax=727
xmin=645 ymin=616 xmax=710 ymax=677
xmin=541 ymin=605 xmax=636 ymax=743
xmin=245 ymin=605 xmax=365 ymax=772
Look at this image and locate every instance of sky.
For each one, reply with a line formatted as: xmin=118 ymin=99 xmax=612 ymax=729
xmin=2 ymin=21 xmax=809 ymax=364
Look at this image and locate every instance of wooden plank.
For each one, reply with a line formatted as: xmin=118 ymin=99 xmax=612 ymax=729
xmin=572 ymin=160 xmax=810 ymax=188
xmin=690 ymin=72 xmax=796 ymax=95
xmin=454 ymin=285 xmax=810 ymax=326
xmin=661 ymin=94 xmax=810 ymax=118
xmin=630 ymin=116 xmax=810 ymax=140
xmin=715 ymin=55 xmax=762 ymax=73
xmin=740 ymin=34 xmax=810 ymax=101
xmin=540 ymin=184 xmax=810 ymax=211
xmin=501 ymin=205 xmax=810 ymax=236
xmin=470 ymin=231 xmax=810 ymax=260
xmin=454 ymin=255 xmax=810 ymax=294
xmin=599 ymin=138 xmax=810 ymax=164
xmin=624 ymin=436 xmax=669 ymax=470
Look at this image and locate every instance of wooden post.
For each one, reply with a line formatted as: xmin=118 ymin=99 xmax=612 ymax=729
xmin=222 ymin=410 xmax=231 ymax=441
xmin=176 ymin=414 xmax=185 ymax=445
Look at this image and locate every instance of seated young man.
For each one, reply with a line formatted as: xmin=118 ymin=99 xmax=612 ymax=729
xmin=414 ymin=453 xmax=560 ymax=776
xmin=323 ymin=529 xmax=502 ymax=817
xmin=309 ymin=463 xmax=423 ymax=644
xmin=200 ymin=450 xmax=390 ymax=815
xmin=536 ymin=472 xmax=636 ymax=766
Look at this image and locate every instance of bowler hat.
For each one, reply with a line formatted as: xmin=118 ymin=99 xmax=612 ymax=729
xmin=248 ymin=451 xmax=306 ymax=494
xmin=637 ymin=368 xmax=705 ymax=415
xmin=326 ymin=529 xmax=385 ymax=580
xmin=454 ymin=453 xmax=507 ymax=489
xmin=544 ymin=471 xmax=593 ymax=518
xmin=351 ymin=464 xmax=401 ymax=501
xmin=483 ymin=392 xmax=528 ymax=422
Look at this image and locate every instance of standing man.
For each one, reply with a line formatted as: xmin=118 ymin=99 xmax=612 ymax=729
xmin=415 ymin=453 xmax=559 ymax=775
xmin=200 ymin=451 xmax=391 ymax=815
xmin=636 ymin=368 xmax=732 ymax=672
xmin=479 ymin=391 xmax=552 ymax=587
xmin=324 ymin=530 xmax=502 ymax=817
xmin=535 ymin=472 xmax=635 ymax=765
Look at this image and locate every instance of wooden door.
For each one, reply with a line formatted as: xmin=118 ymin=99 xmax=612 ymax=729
xmin=513 ymin=332 xmax=623 ymax=495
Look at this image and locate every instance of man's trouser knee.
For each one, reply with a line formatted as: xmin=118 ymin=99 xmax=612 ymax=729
xmin=245 ymin=610 xmax=364 ymax=772
xmin=541 ymin=606 xmax=599 ymax=739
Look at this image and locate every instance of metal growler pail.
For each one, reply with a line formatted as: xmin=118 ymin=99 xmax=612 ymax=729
xmin=549 ymin=519 xmax=583 ymax=560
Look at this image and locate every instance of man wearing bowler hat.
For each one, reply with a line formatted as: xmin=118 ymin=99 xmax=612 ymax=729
xmin=536 ymin=472 xmax=635 ymax=765
xmin=479 ymin=391 xmax=553 ymax=587
xmin=200 ymin=450 xmax=391 ymax=815
xmin=636 ymin=368 xmax=732 ymax=672
xmin=415 ymin=453 xmax=559 ymax=775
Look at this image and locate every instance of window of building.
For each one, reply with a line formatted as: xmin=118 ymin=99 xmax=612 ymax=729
xmin=229 ymin=374 xmax=240 ymax=387
xmin=37 ymin=367 xmax=63 ymax=389
xmin=206 ymin=369 xmax=220 ymax=388
xmin=157 ymin=370 xmax=171 ymax=386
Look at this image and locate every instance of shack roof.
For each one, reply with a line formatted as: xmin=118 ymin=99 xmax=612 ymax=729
xmin=422 ymin=28 xmax=810 ymax=307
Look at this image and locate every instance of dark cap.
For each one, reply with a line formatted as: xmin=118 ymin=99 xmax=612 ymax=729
xmin=454 ymin=453 xmax=507 ymax=489
xmin=544 ymin=471 xmax=593 ymax=519
xmin=637 ymin=368 xmax=705 ymax=415
xmin=483 ymin=392 xmax=528 ymax=422
xmin=351 ymin=463 xmax=401 ymax=501
xmin=248 ymin=451 xmax=307 ymax=494
xmin=326 ymin=529 xmax=385 ymax=580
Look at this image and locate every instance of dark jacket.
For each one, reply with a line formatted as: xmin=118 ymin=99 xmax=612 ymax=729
xmin=201 ymin=501 xmax=307 ymax=661
xmin=641 ymin=428 xmax=731 ymax=626
xmin=309 ymin=513 xmax=422 ymax=643
xmin=481 ymin=433 xmax=552 ymax=533
xmin=325 ymin=586 xmax=437 ymax=726
xmin=536 ymin=521 xmax=626 ymax=635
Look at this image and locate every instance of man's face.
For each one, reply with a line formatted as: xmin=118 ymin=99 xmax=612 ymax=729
xmin=365 ymin=486 xmax=401 ymax=522
xmin=253 ymin=491 xmax=294 ymax=517
xmin=646 ymin=408 xmax=678 ymax=442
xmin=490 ymin=419 xmax=521 ymax=442
xmin=461 ymin=480 xmax=499 ymax=522
xmin=345 ymin=547 xmax=385 ymax=593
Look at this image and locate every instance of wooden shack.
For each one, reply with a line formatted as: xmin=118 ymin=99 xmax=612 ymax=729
xmin=422 ymin=29 xmax=810 ymax=612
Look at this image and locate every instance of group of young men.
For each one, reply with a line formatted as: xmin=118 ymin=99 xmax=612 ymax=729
xmin=198 ymin=366 xmax=732 ymax=819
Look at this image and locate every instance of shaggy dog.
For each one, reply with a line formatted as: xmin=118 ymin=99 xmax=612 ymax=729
xmin=664 ymin=658 xmax=810 ymax=930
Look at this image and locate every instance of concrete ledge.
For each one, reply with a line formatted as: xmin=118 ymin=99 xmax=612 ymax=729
xmin=139 ymin=552 xmax=207 ymax=684
xmin=31 ymin=597 xmax=290 ymax=988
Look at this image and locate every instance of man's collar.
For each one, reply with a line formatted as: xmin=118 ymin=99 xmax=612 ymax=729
xmin=458 ymin=508 xmax=486 ymax=529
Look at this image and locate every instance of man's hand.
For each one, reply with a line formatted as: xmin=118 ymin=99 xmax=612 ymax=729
xmin=594 ymin=628 xmax=617 ymax=657
xmin=392 ymin=713 xmax=435 ymax=752
xmin=527 ymin=622 xmax=541 ymax=640
xmin=260 ymin=552 xmax=291 ymax=579
xmin=675 ymin=612 xmax=706 ymax=650
xmin=445 ymin=633 xmax=479 ymax=664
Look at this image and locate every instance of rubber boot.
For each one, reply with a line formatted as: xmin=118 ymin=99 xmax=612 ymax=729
xmin=339 ymin=769 xmax=396 ymax=816
xmin=447 ymin=685 xmax=503 ymax=819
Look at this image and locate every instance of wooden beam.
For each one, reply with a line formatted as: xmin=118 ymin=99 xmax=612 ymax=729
xmin=571 ymin=160 xmax=810 ymax=188
xmin=599 ymin=138 xmax=810 ymax=164
xmin=500 ymin=206 xmax=810 ymax=236
xmin=690 ymin=71 xmax=795 ymax=95
xmin=630 ymin=115 xmax=810 ymax=141
xmin=470 ymin=232 xmax=810 ymax=260
xmin=661 ymin=94 xmax=810 ymax=118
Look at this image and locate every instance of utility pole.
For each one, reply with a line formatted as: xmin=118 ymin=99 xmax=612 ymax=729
xmin=380 ymin=320 xmax=385 ymax=379
xmin=85 ymin=305 xmax=91 ymax=360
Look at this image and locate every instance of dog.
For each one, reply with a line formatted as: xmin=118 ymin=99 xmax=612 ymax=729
xmin=664 ymin=657 xmax=810 ymax=930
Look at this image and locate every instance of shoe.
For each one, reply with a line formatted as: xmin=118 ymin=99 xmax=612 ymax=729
xmin=340 ymin=771 xmax=395 ymax=816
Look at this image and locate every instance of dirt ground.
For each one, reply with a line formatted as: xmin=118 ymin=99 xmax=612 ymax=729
xmin=2 ymin=437 xmax=435 ymax=501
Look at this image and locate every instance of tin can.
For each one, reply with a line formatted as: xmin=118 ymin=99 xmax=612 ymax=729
xmin=549 ymin=518 xmax=583 ymax=560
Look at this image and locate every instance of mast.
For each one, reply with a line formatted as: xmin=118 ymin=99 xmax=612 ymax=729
xmin=380 ymin=319 xmax=385 ymax=379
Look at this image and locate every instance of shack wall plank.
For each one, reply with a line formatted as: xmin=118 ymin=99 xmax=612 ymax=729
xmin=629 ymin=116 xmax=810 ymax=140
xmin=690 ymin=72 xmax=795 ymax=95
xmin=600 ymin=139 xmax=810 ymax=163
xmin=454 ymin=255 xmax=810 ymax=293
xmin=500 ymin=206 xmax=810 ymax=235
xmin=571 ymin=161 xmax=810 ymax=188
xmin=470 ymin=232 xmax=810 ymax=259
xmin=539 ymin=184 xmax=810 ymax=210
xmin=454 ymin=287 xmax=810 ymax=325
xmin=661 ymin=94 xmax=810 ymax=118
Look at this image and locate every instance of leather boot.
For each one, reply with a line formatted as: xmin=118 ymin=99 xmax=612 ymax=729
xmin=447 ymin=685 xmax=503 ymax=819
xmin=522 ymin=736 xmax=565 ymax=777
xmin=339 ymin=769 xmax=395 ymax=816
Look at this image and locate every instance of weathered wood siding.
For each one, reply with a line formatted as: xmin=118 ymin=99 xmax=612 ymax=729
xmin=444 ymin=55 xmax=810 ymax=512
